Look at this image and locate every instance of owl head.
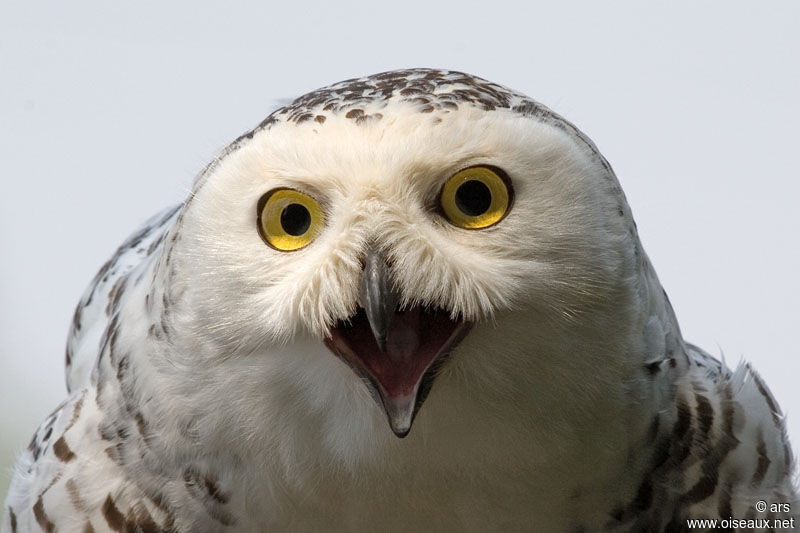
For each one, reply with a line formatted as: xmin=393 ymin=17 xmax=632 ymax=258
xmin=165 ymin=69 xmax=649 ymax=443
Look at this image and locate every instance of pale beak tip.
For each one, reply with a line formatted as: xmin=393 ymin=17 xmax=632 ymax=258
xmin=391 ymin=425 xmax=411 ymax=439
xmin=384 ymin=394 xmax=417 ymax=439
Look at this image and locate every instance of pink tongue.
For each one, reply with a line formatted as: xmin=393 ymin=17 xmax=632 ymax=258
xmin=326 ymin=306 xmax=463 ymax=399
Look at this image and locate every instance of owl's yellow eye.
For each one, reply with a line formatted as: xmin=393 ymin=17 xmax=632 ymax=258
xmin=257 ymin=188 xmax=325 ymax=251
xmin=439 ymin=166 xmax=512 ymax=229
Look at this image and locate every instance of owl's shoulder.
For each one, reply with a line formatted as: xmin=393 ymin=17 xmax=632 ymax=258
xmin=667 ymin=346 xmax=798 ymax=520
xmin=3 ymin=385 xmax=182 ymax=532
xmin=65 ymin=205 xmax=181 ymax=393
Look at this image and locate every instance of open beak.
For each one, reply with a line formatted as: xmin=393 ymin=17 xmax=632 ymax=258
xmin=324 ymin=246 xmax=471 ymax=438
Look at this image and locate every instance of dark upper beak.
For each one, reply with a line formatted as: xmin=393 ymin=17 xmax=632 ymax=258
xmin=359 ymin=247 xmax=400 ymax=353
xmin=324 ymin=245 xmax=471 ymax=438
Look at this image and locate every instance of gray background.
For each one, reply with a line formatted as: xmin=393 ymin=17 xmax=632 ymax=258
xmin=2 ymin=1 xmax=798 ymax=505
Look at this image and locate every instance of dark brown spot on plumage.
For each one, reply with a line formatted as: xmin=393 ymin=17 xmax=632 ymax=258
xmin=146 ymin=232 xmax=166 ymax=255
xmin=95 ymin=380 xmax=105 ymax=408
xmin=650 ymin=435 xmax=672 ymax=471
xmin=608 ymin=432 xmax=669 ymax=527
xmin=38 ymin=471 xmax=64 ymax=502
xmin=420 ymin=105 xmax=434 ymax=113
xmin=33 ymin=495 xmax=55 ymax=533
xmin=355 ymin=112 xmax=382 ymax=125
xmin=135 ymin=411 xmax=148 ymax=435
xmin=720 ymin=383 xmax=734 ymax=431
xmin=67 ymin=478 xmax=87 ymax=512
xmin=104 ymin=443 xmax=125 ymax=465
xmin=71 ymin=303 xmax=83 ymax=334
xmin=406 ymin=96 xmax=430 ymax=105
xmin=115 ymin=421 xmax=131 ymax=440
xmin=125 ymin=503 xmax=160 ymax=533
xmin=183 ymin=465 xmax=198 ymax=484
xmin=752 ymin=430 xmax=771 ymax=487
xmin=99 ymin=423 xmax=115 ymax=441
xmin=103 ymin=494 xmax=125 ymax=531
xmin=203 ymin=476 xmax=229 ymax=504
xmin=345 ymin=108 xmax=364 ymax=119
xmin=674 ymin=424 xmax=694 ymax=462
xmin=161 ymin=293 xmax=170 ymax=316
xmin=116 ymin=353 xmax=130 ymax=384
xmin=105 ymin=275 xmax=127 ymax=316
xmin=161 ymin=514 xmax=177 ymax=531
xmin=94 ymin=259 xmax=114 ymax=286
xmin=160 ymin=317 xmax=171 ymax=340
xmin=28 ymin=434 xmax=42 ymax=461
xmin=718 ymin=474 xmax=736 ymax=520
xmin=151 ymin=321 xmax=167 ymax=341
xmin=135 ymin=478 xmax=166 ymax=511
xmin=83 ymin=521 xmax=95 ymax=533
xmin=644 ymin=360 xmax=661 ymax=375
xmin=314 ymin=114 xmax=326 ymax=124
xmin=695 ymin=393 xmax=714 ymax=436
xmin=65 ymin=391 xmax=86 ymax=431
xmin=632 ymin=477 xmax=653 ymax=512
xmin=399 ymin=86 xmax=424 ymax=96
xmin=101 ymin=315 xmax=120 ymax=362
xmin=682 ymin=412 xmax=740 ymax=507
xmin=8 ymin=506 xmax=17 ymax=533
xmin=183 ymin=466 xmax=235 ymax=525
xmin=683 ymin=471 xmax=718 ymax=504
xmin=672 ymin=397 xmax=691 ymax=442
xmin=53 ymin=436 xmax=76 ymax=462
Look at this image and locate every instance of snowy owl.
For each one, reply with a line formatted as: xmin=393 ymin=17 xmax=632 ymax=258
xmin=3 ymin=69 xmax=797 ymax=532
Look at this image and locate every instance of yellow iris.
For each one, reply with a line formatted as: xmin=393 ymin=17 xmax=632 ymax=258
xmin=440 ymin=166 xmax=512 ymax=229
xmin=257 ymin=188 xmax=325 ymax=251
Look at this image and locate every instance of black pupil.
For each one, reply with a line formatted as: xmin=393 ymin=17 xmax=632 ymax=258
xmin=455 ymin=180 xmax=492 ymax=217
xmin=280 ymin=203 xmax=311 ymax=236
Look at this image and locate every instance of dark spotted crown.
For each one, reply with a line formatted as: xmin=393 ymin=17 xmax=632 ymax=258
xmin=259 ymin=68 xmax=532 ymax=128
xmin=198 ymin=69 xmax=613 ymax=191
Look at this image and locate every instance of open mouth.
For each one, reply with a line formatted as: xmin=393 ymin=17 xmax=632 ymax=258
xmin=324 ymin=304 xmax=471 ymax=437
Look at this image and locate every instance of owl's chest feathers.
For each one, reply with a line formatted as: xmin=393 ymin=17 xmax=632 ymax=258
xmin=108 ymin=361 xmax=647 ymax=529
xmin=93 ymin=271 xmax=659 ymax=529
xmin=211 ymin=393 xmax=644 ymax=532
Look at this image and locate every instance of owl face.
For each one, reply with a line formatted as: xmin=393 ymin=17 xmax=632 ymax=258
xmin=173 ymin=70 xmax=638 ymax=438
